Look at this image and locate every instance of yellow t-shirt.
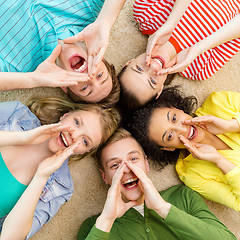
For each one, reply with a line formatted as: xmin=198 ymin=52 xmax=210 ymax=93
xmin=176 ymin=91 xmax=240 ymax=211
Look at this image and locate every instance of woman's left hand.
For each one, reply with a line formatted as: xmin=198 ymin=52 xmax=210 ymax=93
xmin=158 ymin=46 xmax=198 ymax=75
xmin=180 ymin=135 xmax=223 ymax=164
xmin=36 ymin=141 xmax=79 ymax=179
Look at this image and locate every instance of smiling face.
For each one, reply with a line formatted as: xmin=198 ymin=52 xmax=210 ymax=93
xmin=57 ymin=41 xmax=113 ymax=103
xmin=148 ymin=107 xmax=208 ymax=150
xmin=48 ymin=109 xmax=102 ymax=155
xmin=100 ymin=137 xmax=149 ymax=203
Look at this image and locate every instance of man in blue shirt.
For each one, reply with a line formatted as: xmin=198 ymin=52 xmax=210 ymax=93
xmin=0 ymin=0 xmax=119 ymax=106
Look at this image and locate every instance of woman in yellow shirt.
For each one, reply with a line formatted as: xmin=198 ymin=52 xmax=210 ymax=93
xmin=126 ymin=87 xmax=240 ymax=211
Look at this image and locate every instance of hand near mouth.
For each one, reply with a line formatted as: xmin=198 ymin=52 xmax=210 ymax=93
xmin=180 ymin=135 xmax=221 ymax=163
xmin=157 ymin=46 xmax=198 ymax=75
xmin=125 ymin=161 xmax=171 ymax=219
xmin=96 ymin=163 xmax=137 ymax=232
xmin=33 ymin=45 xmax=90 ymax=88
xmin=63 ymin=19 xmax=111 ymax=77
xmin=182 ymin=115 xmax=239 ymax=135
xmin=146 ymin=25 xmax=173 ymax=66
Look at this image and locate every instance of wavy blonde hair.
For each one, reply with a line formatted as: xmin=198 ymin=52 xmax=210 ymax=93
xmin=28 ymin=97 xmax=121 ymax=161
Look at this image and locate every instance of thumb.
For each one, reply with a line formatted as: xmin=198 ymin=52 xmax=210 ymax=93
xmin=63 ymin=32 xmax=84 ymax=44
xmin=125 ymin=200 xmax=138 ymax=210
xmin=47 ymin=44 xmax=62 ymax=62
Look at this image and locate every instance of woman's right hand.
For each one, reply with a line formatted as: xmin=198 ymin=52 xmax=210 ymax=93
xmin=20 ymin=123 xmax=73 ymax=145
xmin=182 ymin=115 xmax=240 ymax=135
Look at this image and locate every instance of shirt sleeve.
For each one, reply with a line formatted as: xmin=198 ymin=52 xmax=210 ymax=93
xmin=26 ymin=191 xmax=73 ymax=239
xmin=195 ymin=91 xmax=240 ymax=122
xmin=77 ymin=215 xmax=110 ymax=240
xmin=164 ymin=187 xmax=237 ymax=240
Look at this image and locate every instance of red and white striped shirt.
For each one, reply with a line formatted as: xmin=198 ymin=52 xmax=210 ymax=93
xmin=133 ymin=0 xmax=240 ymax=80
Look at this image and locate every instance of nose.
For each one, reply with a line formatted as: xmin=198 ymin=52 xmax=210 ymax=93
xmin=173 ymin=122 xmax=187 ymax=135
xmin=148 ymin=59 xmax=161 ymax=74
xmin=123 ymin=163 xmax=131 ymax=173
xmin=70 ymin=128 xmax=82 ymax=142
xmin=88 ymin=77 xmax=102 ymax=90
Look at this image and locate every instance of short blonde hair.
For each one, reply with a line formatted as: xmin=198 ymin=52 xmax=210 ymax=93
xmin=28 ymin=97 xmax=121 ymax=161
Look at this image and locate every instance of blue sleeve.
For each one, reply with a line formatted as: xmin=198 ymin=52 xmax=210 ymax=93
xmin=0 ymin=101 xmax=41 ymax=131
xmin=91 ymin=0 xmax=105 ymax=18
xmin=26 ymin=188 xmax=73 ymax=239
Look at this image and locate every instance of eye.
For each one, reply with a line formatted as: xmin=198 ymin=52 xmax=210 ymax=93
xmin=172 ymin=114 xmax=176 ymax=122
xmin=97 ymin=72 xmax=103 ymax=79
xmin=74 ymin=119 xmax=79 ymax=126
xmin=136 ymin=65 xmax=143 ymax=72
xmin=167 ymin=132 xmax=173 ymax=141
xmin=81 ymin=84 xmax=88 ymax=91
xmin=111 ymin=163 xmax=119 ymax=169
xmin=150 ymin=77 xmax=156 ymax=85
xmin=82 ymin=137 xmax=88 ymax=147
xmin=130 ymin=157 xmax=138 ymax=162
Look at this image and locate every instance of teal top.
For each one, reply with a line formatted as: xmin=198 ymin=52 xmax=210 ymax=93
xmin=0 ymin=152 xmax=27 ymax=217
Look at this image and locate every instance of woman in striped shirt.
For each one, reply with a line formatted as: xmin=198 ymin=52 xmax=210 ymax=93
xmin=117 ymin=0 xmax=240 ymax=110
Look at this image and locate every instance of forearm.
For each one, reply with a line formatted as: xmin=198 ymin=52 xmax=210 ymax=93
xmin=191 ymin=14 xmax=240 ymax=56
xmin=96 ymin=0 xmax=126 ymax=27
xmin=164 ymin=0 xmax=192 ymax=30
xmin=1 ymin=175 xmax=47 ymax=240
xmin=0 ymin=131 xmax=26 ymax=147
xmin=215 ymin=155 xmax=236 ymax=175
xmin=0 ymin=72 xmax=35 ymax=91
xmin=95 ymin=214 xmax=115 ymax=233
xmin=154 ymin=200 xmax=172 ymax=219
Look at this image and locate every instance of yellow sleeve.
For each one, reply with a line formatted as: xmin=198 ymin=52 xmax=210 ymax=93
xmin=195 ymin=91 xmax=240 ymax=125
xmin=176 ymin=158 xmax=240 ymax=211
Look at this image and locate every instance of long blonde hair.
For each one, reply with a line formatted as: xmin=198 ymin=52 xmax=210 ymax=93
xmin=28 ymin=97 xmax=121 ymax=161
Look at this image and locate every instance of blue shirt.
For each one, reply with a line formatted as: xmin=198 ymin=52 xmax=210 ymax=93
xmin=0 ymin=101 xmax=74 ymax=238
xmin=0 ymin=0 xmax=104 ymax=72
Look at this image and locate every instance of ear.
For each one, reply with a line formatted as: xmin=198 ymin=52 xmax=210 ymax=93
xmin=60 ymin=112 xmax=69 ymax=121
xmin=61 ymin=87 xmax=68 ymax=93
xmin=161 ymin=147 xmax=176 ymax=151
xmin=99 ymin=169 xmax=108 ymax=184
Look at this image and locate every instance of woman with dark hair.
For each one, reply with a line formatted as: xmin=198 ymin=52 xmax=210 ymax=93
xmin=126 ymin=87 xmax=240 ymax=211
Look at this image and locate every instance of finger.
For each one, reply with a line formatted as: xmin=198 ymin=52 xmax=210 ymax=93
xmin=63 ymin=32 xmax=84 ymax=44
xmin=111 ymin=163 xmax=126 ymax=187
xmin=179 ymin=135 xmax=189 ymax=144
xmin=94 ymin=47 xmax=106 ymax=66
xmin=47 ymin=45 xmax=62 ymax=62
xmin=87 ymin=55 xmax=94 ymax=77
xmin=125 ymin=160 xmax=148 ymax=182
xmin=91 ymin=54 xmax=99 ymax=76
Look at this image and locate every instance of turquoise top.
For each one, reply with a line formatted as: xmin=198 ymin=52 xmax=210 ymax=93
xmin=0 ymin=152 xmax=27 ymax=217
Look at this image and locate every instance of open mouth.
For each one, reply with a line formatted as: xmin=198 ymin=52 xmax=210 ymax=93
xmin=60 ymin=132 xmax=69 ymax=147
xmin=122 ymin=178 xmax=139 ymax=189
xmin=188 ymin=125 xmax=197 ymax=140
xmin=69 ymin=54 xmax=87 ymax=73
xmin=152 ymin=55 xmax=165 ymax=69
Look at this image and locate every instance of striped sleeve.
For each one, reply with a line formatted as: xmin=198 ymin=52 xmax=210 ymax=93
xmin=133 ymin=0 xmax=240 ymax=80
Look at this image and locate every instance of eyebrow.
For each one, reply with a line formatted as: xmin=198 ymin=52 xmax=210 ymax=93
xmin=131 ymin=66 xmax=155 ymax=90
xmin=162 ymin=110 xmax=171 ymax=143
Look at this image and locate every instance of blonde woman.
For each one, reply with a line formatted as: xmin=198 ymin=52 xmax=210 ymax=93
xmin=0 ymin=98 xmax=120 ymax=239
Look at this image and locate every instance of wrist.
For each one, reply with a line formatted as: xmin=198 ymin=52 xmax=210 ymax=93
xmin=95 ymin=214 xmax=115 ymax=232
xmin=27 ymin=72 xmax=39 ymax=88
xmin=154 ymin=200 xmax=171 ymax=219
xmin=228 ymin=119 xmax=240 ymax=132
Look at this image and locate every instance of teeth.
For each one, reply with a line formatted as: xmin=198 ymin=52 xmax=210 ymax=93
xmin=153 ymin=58 xmax=163 ymax=68
xmin=60 ymin=133 xmax=68 ymax=147
xmin=74 ymin=60 xmax=87 ymax=72
xmin=188 ymin=126 xmax=195 ymax=140
xmin=122 ymin=178 xmax=137 ymax=185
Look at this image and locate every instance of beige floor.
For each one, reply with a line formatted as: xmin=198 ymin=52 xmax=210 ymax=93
xmin=1 ymin=0 xmax=240 ymax=239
